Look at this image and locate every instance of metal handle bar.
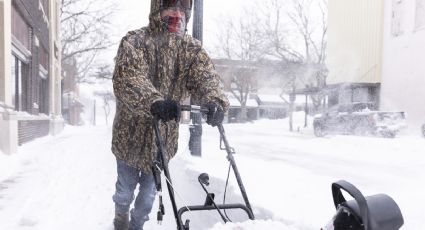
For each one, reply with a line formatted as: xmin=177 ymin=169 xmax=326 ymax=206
xmin=180 ymin=105 xmax=209 ymax=114
xmin=177 ymin=203 xmax=255 ymax=224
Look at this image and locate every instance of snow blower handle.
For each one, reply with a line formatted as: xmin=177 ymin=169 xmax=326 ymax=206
xmin=180 ymin=105 xmax=209 ymax=114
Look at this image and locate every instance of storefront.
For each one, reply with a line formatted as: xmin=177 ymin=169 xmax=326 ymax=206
xmin=0 ymin=0 xmax=63 ymax=154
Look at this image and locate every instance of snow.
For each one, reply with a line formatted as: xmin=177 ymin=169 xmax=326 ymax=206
xmin=226 ymin=93 xmax=258 ymax=108
xmin=1 ymin=113 xmax=425 ymax=229
xmin=257 ymin=94 xmax=286 ymax=103
xmin=78 ymin=82 xmax=116 ymax=125
xmin=209 ymin=220 xmax=298 ymax=230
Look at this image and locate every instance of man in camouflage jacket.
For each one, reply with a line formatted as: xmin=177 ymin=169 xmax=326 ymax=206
xmin=111 ymin=0 xmax=229 ymax=229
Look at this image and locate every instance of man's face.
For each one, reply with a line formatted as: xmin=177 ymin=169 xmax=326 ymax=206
xmin=160 ymin=7 xmax=186 ymax=36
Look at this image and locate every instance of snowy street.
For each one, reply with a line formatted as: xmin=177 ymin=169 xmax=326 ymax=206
xmin=2 ymin=0 xmax=425 ymax=229
xmin=1 ymin=117 xmax=425 ymax=229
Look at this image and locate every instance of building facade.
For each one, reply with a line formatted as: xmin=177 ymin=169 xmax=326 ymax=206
xmin=327 ymin=0 xmax=384 ymax=109
xmin=327 ymin=0 xmax=425 ymax=127
xmin=0 ymin=0 xmax=63 ymax=154
xmin=380 ymin=0 xmax=425 ymax=126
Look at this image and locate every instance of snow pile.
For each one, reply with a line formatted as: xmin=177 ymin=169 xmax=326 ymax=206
xmin=1 ymin=113 xmax=425 ymax=229
xmin=0 ymin=149 xmax=33 ymax=182
xmin=0 ymin=154 xmax=11 ymax=180
xmin=208 ymin=220 xmax=298 ymax=230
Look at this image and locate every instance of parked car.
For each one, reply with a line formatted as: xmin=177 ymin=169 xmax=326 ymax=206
xmin=422 ymin=123 xmax=425 ymax=137
xmin=313 ymin=103 xmax=407 ymax=138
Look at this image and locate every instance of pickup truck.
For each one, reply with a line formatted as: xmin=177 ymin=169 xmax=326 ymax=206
xmin=313 ymin=104 xmax=406 ymax=138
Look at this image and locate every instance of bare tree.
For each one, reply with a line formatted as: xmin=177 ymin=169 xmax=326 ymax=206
xmin=229 ymin=68 xmax=258 ymax=122
xmin=214 ymin=9 xmax=264 ymax=122
xmin=93 ymin=64 xmax=113 ymax=80
xmin=260 ymin=0 xmax=305 ymax=62
xmin=60 ymin=0 xmax=116 ymax=83
xmin=259 ymin=0 xmax=328 ymax=111
xmin=286 ymin=0 xmax=328 ymax=65
xmin=94 ymin=91 xmax=115 ymax=125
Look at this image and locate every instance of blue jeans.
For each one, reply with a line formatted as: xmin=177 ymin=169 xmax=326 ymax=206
xmin=113 ymin=159 xmax=156 ymax=230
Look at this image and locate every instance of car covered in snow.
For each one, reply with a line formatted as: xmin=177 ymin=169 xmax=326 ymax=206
xmin=313 ymin=103 xmax=407 ymax=138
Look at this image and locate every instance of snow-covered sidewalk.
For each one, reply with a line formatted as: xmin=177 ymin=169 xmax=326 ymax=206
xmin=1 ymin=119 xmax=425 ymax=229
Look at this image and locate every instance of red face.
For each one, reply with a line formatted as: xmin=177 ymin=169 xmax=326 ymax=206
xmin=161 ymin=8 xmax=186 ymax=35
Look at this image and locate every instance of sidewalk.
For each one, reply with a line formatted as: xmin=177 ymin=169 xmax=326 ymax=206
xmin=0 ymin=125 xmax=116 ymax=230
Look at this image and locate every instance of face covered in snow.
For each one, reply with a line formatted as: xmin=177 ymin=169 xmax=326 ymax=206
xmin=160 ymin=7 xmax=187 ymax=37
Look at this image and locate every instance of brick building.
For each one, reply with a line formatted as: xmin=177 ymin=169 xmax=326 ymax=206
xmin=0 ymin=0 xmax=63 ymax=154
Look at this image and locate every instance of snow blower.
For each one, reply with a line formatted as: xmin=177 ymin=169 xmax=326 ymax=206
xmin=323 ymin=180 xmax=404 ymax=230
xmin=151 ymin=105 xmax=254 ymax=230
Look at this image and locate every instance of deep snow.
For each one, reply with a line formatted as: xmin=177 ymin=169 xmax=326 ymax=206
xmin=1 ymin=115 xmax=424 ymax=229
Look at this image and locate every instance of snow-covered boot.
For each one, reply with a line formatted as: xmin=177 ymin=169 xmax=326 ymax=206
xmin=128 ymin=209 xmax=149 ymax=230
xmin=113 ymin=212 xmax=129 ymax=230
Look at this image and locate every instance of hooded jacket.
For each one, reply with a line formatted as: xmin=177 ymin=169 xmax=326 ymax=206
xmin=111 ymin=0 xmax=229 ymax=173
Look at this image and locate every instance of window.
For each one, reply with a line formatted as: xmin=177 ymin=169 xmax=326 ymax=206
xmin=11 ymin=4 xmax=31 ymax=51
xmin=39 ymin=47 xmax=49 ymax=71
xmin=416 ymin=0 xmax=425 ymax=30
xmin=392 ymin=0 xmax=405 ymax=37
xmin=328 ymin=90 xmax=339 ymax=107
xmin=352 ymin=88 xmax=368 ymax=103
xmin=11 ymin=55 xmax=29 ymax=111
xmin=39 ymin=78 xmax=49 ymax=114
xmin=39 ymin=47 xmax=49 ymax=115
xmin=11 ymin=5 xmax=31 ymax=112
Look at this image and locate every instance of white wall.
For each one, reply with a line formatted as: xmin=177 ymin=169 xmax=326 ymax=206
xmin=381 ymin=0 xmax=425 ymax=127
xmin=327 ymin=0 xmax=384 ymax=84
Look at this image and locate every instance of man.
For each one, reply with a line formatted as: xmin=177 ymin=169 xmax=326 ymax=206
xmin=111 ymin=0 xmax=229 ymax=229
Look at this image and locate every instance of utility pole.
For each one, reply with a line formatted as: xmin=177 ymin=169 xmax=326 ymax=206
xmin=289 ymin=82 xmax=295 ymax=132
xmin=189 ymin=0 xmax=203 ymax=156
xmin=93 ymin=99 xmax=96 ymax=126
xmin=192 ymin=0 xmax=203 ymax=42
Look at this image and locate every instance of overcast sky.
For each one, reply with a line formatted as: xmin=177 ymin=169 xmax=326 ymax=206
xmin=104 ymin=0 xmax=248 ymax=62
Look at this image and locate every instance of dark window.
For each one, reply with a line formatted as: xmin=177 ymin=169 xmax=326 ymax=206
xmin=328 ymin=90 xmax=339 ymax=107
xmin=352 ymin=88 xmax=368 ymax=103
xmin=11 ymin=55 xmax=29 ymax=111
xmin=39 ymin=78 xmax=49 ymax=114
xmin=39 ymin=47 xmax=49 ymax=70
xmin=11 ymin=4 xmax=31 ymax=51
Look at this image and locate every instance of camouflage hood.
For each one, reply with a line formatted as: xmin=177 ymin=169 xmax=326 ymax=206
xmin=149 ymin=0 xmax=164 ymax=34
xmin=149 ymin=0 xmax=191 ymax=36
xmin=111 ymin=10 xmax=229 ymax=173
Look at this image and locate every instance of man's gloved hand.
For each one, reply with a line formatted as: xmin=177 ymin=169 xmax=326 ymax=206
xmin=205 ymin=102 xmax=224 ymax=127
xmin=150 ymin=100 xmax=181 ymax=122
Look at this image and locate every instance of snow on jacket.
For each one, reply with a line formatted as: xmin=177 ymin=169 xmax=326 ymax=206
xmin=111 ymin=0 xmax=229 ymax=173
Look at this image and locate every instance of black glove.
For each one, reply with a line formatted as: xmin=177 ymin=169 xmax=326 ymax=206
xmin=150 ymin=100 xmax=181 ymax=122
xmin=205 ymin=102 xmax=224 ymax=127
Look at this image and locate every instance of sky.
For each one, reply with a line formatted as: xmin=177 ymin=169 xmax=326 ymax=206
xmin=104 ymin=0 xmax=249 ymax=62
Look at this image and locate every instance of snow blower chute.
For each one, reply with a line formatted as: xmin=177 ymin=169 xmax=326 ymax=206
xmin=323 ymin=180 xmax=404 ymax=230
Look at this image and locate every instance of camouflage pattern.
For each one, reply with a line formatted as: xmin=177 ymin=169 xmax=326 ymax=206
xmin=111 ymin=0 xmax=229 ymax=173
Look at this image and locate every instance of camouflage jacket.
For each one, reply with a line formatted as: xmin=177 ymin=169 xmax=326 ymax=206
xmin=111 ymin=0 xmax=229 ymax=173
